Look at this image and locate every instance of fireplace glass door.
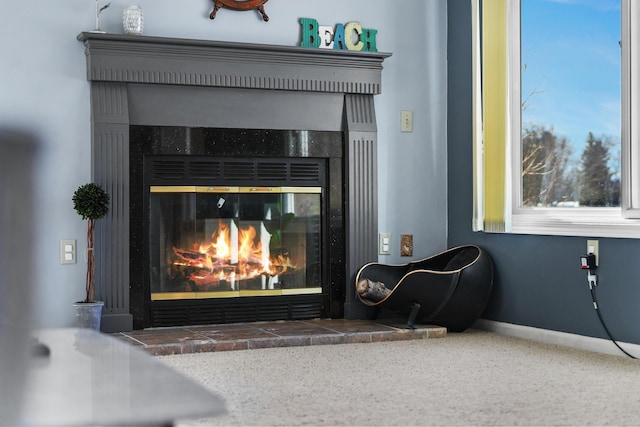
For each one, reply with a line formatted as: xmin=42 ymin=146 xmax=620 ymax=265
xmin=149 ymin=186 xmax=322 ymax=300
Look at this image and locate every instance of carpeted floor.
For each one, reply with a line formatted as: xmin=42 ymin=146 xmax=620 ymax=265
xmin=159 ymin=329 xmax=640 ymax=426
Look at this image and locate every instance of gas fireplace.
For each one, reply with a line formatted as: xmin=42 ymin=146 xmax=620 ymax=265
xmin=133 ymin=126 xmax=343 ymax=327
xmin=78 ymin=32 xmax=389 ymax=331
xmin=147 ymin=170 xmax=326 ymax=324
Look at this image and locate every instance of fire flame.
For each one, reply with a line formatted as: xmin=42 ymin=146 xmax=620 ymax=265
xmin=169 ymin=220 xmax=295 ymax=289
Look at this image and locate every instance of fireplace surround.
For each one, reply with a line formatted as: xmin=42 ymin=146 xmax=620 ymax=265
xmin=77 ymin=32 xmax=390 ymax=331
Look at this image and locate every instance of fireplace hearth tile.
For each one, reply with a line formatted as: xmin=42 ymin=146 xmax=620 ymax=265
xmin=209 ymin=341 xmax=250 ymax=352
xmin=180 ymin=340 xmax=223 ymax=354
xmin=122 ymin=330 xmax=207 ymax=346
xmin=370 ymin=331 xmax=414 ymax=343
xmin=185 ymin=323 xmax=259 ymax=331
xmin=144 ymin=343 xmax=184 ymax=356
xmin=112 ymin=319 xmax=447 ymax=356
xmin=313 ymin=319 xmax=400 ymax=334
xmin=248 ymin=335 xmax=312 ymax=350
xmin=339 ymin=333 xmax=377 ymax=345
xmin=309 ymin=334 xmax=347 ymax=346
xmin=425 ymin=327 xmax=448 ymax=338
xmin=191 ymin=328 xmax=278 ymax=342
xmin=258 ymin=321 xmax=344 ymax=337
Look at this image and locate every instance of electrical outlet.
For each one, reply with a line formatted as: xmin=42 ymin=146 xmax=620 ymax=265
xmin=401 ymin=110 xmax=413 ymax=132
xmin=379 ymin=233 xmax=391 ymax=255
xmin=587 ymin=239 xmax=599 ymax=266
xmin=60 ymin=239 xmax=77 ymax=264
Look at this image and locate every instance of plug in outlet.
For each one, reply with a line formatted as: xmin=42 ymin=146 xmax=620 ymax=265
xmin=587 ymin=239 xmax=599 ymax=266
xmin=379 ymin=233 xmax=391 ymax=255
xmin=60 ymin=239 xmax=77 ymax=264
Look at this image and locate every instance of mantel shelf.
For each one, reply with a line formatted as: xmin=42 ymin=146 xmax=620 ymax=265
xmin=77 ymin=32 xmax=392 ymax=95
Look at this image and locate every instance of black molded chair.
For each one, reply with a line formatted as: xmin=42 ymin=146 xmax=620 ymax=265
xmin=355 ymin=245 xmax=493 ymax=332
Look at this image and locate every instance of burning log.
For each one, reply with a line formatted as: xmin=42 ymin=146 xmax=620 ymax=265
xmin=172 ymin=246 xmax=296 ymax=275
xmin=168 ymin=263 xmax=223 ymax=289
xmin=168 ymin=263 xmax=212 ymax=279
xmin=173 ymin=247 xmax=265 ymax=269
xmin=173 ymin=247 xmax=208 ymax=264
xmin=167 ymin=223 xmax=300 ymax=290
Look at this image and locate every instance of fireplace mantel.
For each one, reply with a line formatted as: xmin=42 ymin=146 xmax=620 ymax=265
xmin=77 ymin=32 xmax=390 ymax=331
xmin=77 ymin=32 xmax=390 ymax=94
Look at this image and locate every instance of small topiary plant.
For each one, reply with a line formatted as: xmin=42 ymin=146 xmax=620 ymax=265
xmin=72 ymin=183 xmax=110 ymax=303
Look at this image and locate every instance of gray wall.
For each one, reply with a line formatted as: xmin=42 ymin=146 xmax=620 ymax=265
xmin=447 ymin=0 xmax=640 ymax=344
xmin=0 ymin=1 xmax=447 ymax=327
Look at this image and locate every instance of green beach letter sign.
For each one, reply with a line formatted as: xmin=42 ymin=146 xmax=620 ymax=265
xmin=299 ymin=17 xmax=378 ymax=52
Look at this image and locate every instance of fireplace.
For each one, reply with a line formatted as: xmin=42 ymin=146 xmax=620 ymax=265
xmin=78 ymin=33 xmax=390 ymax=331
xmin=134 ymin=127 xmax=343 ymax=327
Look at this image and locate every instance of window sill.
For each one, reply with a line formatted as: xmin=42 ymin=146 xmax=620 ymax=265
xmin=510 ymin=207 xmax=640 ymax=238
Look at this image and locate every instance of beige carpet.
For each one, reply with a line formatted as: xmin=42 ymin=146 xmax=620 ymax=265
xmin=159 ymin=329 xmax=640 ymax=426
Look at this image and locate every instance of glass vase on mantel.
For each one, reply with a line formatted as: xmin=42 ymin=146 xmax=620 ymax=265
xmin=123 ymin=5 xmax=144 ymax=35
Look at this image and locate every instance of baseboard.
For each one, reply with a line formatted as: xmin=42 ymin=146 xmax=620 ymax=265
xmin=473 ymin=319 xmax=640 ymax=358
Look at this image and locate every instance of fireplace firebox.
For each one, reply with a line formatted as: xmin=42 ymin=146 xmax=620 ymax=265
xmin=149 ymin=185 xmax=322 ymax=299
xmin=133 ymin=127 xmax=344 ymax=327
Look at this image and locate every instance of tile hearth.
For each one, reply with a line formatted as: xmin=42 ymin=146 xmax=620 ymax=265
xmin=113 ymin=319 xmax=447 ymax=356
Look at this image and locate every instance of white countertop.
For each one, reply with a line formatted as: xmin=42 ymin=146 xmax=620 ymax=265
xmin=19 ymin=328 xmax=226 ymax=426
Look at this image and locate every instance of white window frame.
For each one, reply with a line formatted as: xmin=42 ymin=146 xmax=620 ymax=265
xmin=509 ymin=0 xmax=640 ymax=238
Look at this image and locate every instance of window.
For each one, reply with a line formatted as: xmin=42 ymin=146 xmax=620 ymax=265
xmin=473 ymin=0 xmax=640 ymax=238
xmin=520 ymin=0 xmax=621 ymax=209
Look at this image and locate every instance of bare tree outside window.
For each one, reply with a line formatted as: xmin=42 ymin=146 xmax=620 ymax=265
xmin=521 ymin=125 xmax=573 ymax=207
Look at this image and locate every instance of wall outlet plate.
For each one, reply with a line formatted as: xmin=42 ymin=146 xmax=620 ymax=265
xmin=587 ymin=239 xmax=599 ymax=266
xmin=401 ymin=110 xmax=413 ymax=132
xmin=60 ymin=239 xmax=77 ymax=264
xmin=379 ymin=233 xmax=391 ymax=255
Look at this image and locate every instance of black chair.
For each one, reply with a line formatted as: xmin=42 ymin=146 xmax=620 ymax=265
xmin=355 ymin=245 xmax=493 ymax=332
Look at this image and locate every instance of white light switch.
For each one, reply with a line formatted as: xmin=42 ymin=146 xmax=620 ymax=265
xmin=60 ymin=239 xmax=76 ymax=264
xmin=401 ymin=110 xmax=413 ymax=132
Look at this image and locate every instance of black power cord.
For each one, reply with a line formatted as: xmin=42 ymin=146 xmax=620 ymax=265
xmin=585 ymin=268 xmax=637 ymax=359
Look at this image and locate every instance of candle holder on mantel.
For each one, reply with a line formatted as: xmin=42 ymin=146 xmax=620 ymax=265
xmin=123 ymin=5 xmax=144 ymax=35
xmin=90 ymin=0 xmax=111 ymax=33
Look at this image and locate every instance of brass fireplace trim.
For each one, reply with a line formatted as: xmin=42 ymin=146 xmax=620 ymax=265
xmin=151 ymin=287 xmax=323 ymax=301
xmin=150 ymin=186 xmax=322 ymax=194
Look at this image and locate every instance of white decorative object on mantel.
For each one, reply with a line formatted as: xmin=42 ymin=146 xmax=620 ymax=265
xmin=91 ymin=0 xmax=111 ymax=33
xmin=123 ymin=5 xmax=144 ymax=35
